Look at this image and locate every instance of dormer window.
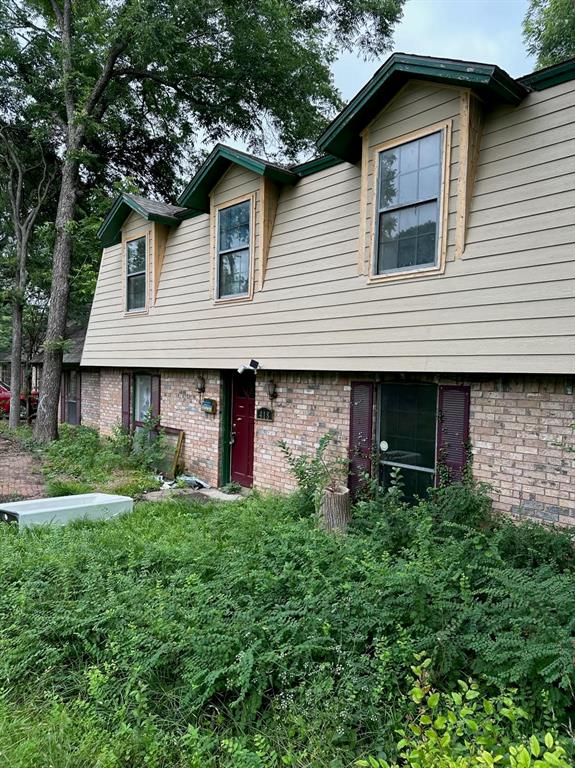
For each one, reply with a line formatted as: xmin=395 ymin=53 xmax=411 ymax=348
xmin=216 ymin=198 xmax=252 ymax=299
xmin=373 ymin=126 xmax=447 ymax=279
xmin=126 ymin=235 xmax=147 ymax=311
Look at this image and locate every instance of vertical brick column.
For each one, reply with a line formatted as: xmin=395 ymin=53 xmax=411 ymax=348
xmin=158 ymin=370 xmax=221 ymax=487
xmin=79 ymin=370 xmax=101 ymax=429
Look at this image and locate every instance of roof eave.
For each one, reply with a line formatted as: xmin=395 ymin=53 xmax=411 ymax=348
xmin=177 ymin=144 xmax=298 ymax=211
xmin=98 ymin=194 xmax=184 ymax=247
xmin=518 ymin=58 xmax=575 ymax=90
xmin=317 ymin=54 xmax=528 ymax=162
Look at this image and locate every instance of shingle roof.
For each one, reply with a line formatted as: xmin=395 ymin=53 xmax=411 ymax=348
xmin=123 ymin=193 xmax=187 ymax=219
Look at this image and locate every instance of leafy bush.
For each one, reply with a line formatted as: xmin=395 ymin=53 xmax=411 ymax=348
xmin=358 ymin=658 xmax=571 ymax=767
xmin=42 ymin=423 xmax=162 ymax=495
xmin=279 ymin=431 xmax=347 ymax=513
xmin=0 ymin=488 xmax=573 ymax=766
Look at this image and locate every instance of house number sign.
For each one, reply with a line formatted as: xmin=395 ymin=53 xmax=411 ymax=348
xmin=256 ymin=407 xmax=274 ymax=422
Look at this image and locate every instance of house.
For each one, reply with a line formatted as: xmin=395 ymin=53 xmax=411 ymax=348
xmin=81 ymin=53 xmax=575 ymax=525
xmin=1 ymin=327 xmax=87 ymax=423
xmin=58 ymin=327 xmax=87 ymax=425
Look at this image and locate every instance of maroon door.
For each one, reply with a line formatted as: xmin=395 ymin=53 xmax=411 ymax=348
xmin=231 ymin=372 xmax=255 ymax=486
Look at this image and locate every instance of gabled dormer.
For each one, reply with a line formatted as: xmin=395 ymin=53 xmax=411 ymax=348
xmin=317 ymin=53 xmax=529 ymax=280
xmin=98 ymin=193 xmax=188 ymax=315
xmin=179 ymin=145 xmax=298 ymax=300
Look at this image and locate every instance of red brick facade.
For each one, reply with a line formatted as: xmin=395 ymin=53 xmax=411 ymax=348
xmin=253 ymin=372 xmax=351 ymax=492
xmin=80 ymin=367 xmax=575 ymax=526
xmin=469 ymin=377 xmax=574 ymax=525
xmin=79 ymin=370 xmax=100 ymax=429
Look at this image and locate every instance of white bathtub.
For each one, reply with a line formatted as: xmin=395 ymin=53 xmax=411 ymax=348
xmin=0 ymin=493 xmax=133 ymax=529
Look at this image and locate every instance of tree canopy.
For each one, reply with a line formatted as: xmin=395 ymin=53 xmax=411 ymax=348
xmin=524 ymin=0 xmax=575 ymax=69
xmin=1 ymin=0 xmax=406 ymax=439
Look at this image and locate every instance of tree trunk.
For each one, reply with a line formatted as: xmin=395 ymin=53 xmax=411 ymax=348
xmin=319 ymin=484 xmax=351 ymax=533
xmin=34 ymin=157 xmax=77 ymax=443
xmin=8 ymin=237 xmax=27 ymax=429
xmin=8 ymin=301 xmax=23 ymax=428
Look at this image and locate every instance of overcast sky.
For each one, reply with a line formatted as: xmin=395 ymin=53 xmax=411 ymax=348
xmin=333 ymin=0 xmax=535 ymax=100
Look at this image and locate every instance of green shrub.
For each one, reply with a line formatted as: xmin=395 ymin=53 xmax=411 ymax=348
xmin=357 ymin=658 xmax=571 ymax=767
xmin=278 ymin=431 xmax=347 ymax=514
xmin=356 ymin=659 xmax=571 ymax=768
xmin=0 ymin=491 xmax=573 ymax=766
xmin=41 ymin=423 xmax=163 ymax=495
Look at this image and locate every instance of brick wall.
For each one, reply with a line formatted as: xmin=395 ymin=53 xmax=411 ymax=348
xmin=83 ymin=367 xmax=221 ymax=486
xmin=98 ymin=369 xmax=123 ymax=435
xmin=80 ymin=370 xmax=100 ymax=429
xmin=159 ymin=369 xmax=220 ymax=487
xmin=253 ymin=372 xmax=351 ymax=492
xmin=469 ymin=376 xmax=575 ymax=525
xmin=80 ymin=366 xmax=575 ymax=527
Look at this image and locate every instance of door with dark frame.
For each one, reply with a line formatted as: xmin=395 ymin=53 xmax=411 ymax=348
xmin=230 ymin=372 xmax=255 ymax=487
xmin=61 ymin=369 xmax=81 ymax=425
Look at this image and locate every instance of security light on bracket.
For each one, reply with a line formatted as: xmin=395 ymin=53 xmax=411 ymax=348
xmin=237 ymin=360 xmax=262 ymax=374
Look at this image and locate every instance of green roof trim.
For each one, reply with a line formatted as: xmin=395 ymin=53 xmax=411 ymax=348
xmin=292 ymin=154 xmax=345 ymax=176
xmin=178 ymin=144 xmax=298 ymax=210
xmin=518 ymin=58 xmax=575 ymax=90
xmin=98 ymin=193 xmax=187 ymax=247
xmin=317 ymin=53 xmax=529 ymax=162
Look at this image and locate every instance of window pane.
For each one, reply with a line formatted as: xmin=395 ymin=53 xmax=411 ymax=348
xmin=418 ymin=164 xmax=440 ymax=199
xmin=419 ymin=131 xmax=441 ymax=168
xmin=134 ymin=375 xmax=152 ymax=422
xmin=377 ymin=237 xmax=398 ymax=273
xmin=399 ymin=140 xmax=418 ymax=173
xmin=380 ymin=463 xmax=434 ymax=503
xmin=219 ymin=248 xmax=250 ymax=297
xmin=378 ymin=150 xmax=399 ymax=208
xmin=398 ymin=236 xmax=417 ymax=268
xmin=126 ymin=237 xmax=146 ymax=274
xmin=127 ymin=273 xmax=146 ymax=310
xmin=67 ymin=401 xmax=78 ymax=425
xmin=219 ymin=201 xmax=250 ymax=251
xmin=398 ymin=170 xmax=418 ymax=205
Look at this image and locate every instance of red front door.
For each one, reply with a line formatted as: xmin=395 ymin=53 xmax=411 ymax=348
xmin=231 ymin=372 xmax=255 ymax=487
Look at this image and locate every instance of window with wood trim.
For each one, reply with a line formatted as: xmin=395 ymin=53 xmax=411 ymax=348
xmin=126 ymin=235 xmax=147 ymax=311
xmin=216 ymin=199 xmax=251 ymax=299
xmin=373 ymin=127 xmax=446 ymax=278
xmin=121 ymin=372 xmax=160 ymax=430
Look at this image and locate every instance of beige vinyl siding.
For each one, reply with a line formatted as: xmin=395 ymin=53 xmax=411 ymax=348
xmin=82 ymin=80 xmax=575 ymax=374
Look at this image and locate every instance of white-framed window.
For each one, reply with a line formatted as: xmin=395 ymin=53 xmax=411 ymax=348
xmin=216 ymin=199 xmax=251 ymax=299
xmin=374 ymin=129 xmax=444 ymax=276
xmin=126 ymin=235 xmax=147 ymax=311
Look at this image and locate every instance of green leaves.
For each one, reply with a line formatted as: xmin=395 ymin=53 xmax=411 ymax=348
xmin=523 ymin=0 xmax=575 ymax=68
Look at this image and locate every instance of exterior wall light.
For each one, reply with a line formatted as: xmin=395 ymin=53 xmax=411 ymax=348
xmin=195 ymin=375 xmax=206 ymax=393
xmin=266 ymin=380 xmax=278 ymax=400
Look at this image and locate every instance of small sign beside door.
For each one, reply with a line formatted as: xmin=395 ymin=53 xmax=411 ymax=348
xmin=256 ymin=406 xmax=274 ymax=422
xmin=202 ymin=398 xmax=217 ymax=414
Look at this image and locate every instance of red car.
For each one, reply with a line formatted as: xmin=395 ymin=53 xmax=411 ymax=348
xmin=0 ymin=381 xmax=38 ymax=418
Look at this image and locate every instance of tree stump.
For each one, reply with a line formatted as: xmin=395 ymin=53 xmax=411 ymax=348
xmin=319 ymin=484 xmax=351 ymax=533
